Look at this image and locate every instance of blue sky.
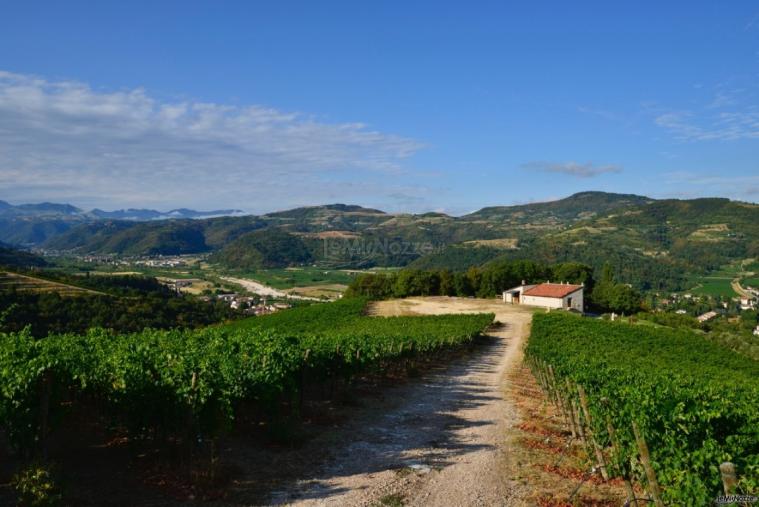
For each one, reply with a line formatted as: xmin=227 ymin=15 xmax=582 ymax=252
xmin=1 ymin=1 xmax=758 ymax=214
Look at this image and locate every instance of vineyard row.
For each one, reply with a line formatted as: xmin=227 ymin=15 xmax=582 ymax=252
xmin=525 ymin=312 xmax=759 ymax=504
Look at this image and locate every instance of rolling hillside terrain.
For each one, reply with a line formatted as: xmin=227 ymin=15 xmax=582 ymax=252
xmin=37 ymin=191 xmax=650 ymax=258
xmin=3 ymin=192 xmax=759 ymax=291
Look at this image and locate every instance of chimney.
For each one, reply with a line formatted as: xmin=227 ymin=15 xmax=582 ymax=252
xmin=522 ymin=279 xmax=526 ymax=286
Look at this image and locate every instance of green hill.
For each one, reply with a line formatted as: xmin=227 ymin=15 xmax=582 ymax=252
xmin=45 ymin=220 xmax=209 ymax=256
xmin=20 ymin=193 xmax=759 ymax=291
xmin=412 ymin=197 xmax=759 ymax=291
xmin=210 ymin=229 xmax=313 ymax=269
xmin=463 ymin=191 xmax=651 ymax=225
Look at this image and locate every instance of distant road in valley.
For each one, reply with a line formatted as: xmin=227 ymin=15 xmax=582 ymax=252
xmin=220 ymin=276 xmax=323 ymax=301
xmin=732 ymin=279 xmax=750 ymax=298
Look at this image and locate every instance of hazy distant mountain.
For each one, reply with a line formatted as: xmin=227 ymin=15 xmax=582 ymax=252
xmin=0 ymin=201 xmax=245 ymax=245
xmin=0 ymin=201 xmax=83 ymax=217
xmin=89 ymin=207 xmax=244 ymax=221
xmin=0 ymin=201 xmax=243 ymax=221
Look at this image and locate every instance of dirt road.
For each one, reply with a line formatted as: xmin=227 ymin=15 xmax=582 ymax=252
xmin=220 ymin=276 xmax=322 ymax=301
xmin=732 ymin=278 xmax=750 ymax=298
xmin=274 ymin=297 xmax=533 ymax=507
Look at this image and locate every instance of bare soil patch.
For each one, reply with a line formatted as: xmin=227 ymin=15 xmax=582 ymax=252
xmin=502 ymin=362 xmax=629 ymax=506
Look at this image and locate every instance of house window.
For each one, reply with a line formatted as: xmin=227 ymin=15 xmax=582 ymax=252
xmin=567 ymin=297 xmax=572 ymax=308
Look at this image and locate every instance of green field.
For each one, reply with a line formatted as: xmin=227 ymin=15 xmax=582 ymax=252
xmin=232 ymin=267 xmax=357 ymax=289
xmin=52 ymin=257 xmax=207 ymax=281
xmin=685 ymin=261 xmax=745 ymax=297
xmin=688 ymin=277 xmax=736 ymax=297
xmin=54 ymin=256 xmax=364 ymax=292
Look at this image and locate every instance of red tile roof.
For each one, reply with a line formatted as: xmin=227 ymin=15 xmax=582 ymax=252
xmin=523 ymin=283 xmax=583 ymax=298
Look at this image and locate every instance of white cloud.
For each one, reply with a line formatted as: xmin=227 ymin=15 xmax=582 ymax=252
xmin=520 ymin=161 xmax=622 ymax=178
xmin=0 ymin=70 xmax=426 ymax=211
xmin=654 ymin=87 xmax=759 ymax=141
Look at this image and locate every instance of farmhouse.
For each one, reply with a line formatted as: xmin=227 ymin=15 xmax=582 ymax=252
xmin=697 ymin=310 xmax=718 ymax=323
xmin=503 ymin=281 xmax=584 ymax=312
xmin=740 ymin=297 xmax=755 ymax=311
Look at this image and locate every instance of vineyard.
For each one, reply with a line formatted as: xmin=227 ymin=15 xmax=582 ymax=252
xmin=525 ymin=312 xmax=759 ymax=504
xmin=0 ymin=298 xmax=493 ymax=462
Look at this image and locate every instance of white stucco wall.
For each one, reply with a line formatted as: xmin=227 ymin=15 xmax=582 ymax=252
xmin=522 ymin=295 xmax=565 ymax=309
xmin=568 ymin=290 xmax=583 ymax=311
xmin=502 ymin=285 xmax=535 ymax=304
xmin=522 ymin=289 xmax=584 ymax=311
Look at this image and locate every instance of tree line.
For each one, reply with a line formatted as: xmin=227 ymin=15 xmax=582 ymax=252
xmin=345 ymin=259 xmax=641 ymax=314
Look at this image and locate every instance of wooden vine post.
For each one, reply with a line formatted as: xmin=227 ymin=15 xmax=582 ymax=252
xmin=576 ymin=384 xmax=609 ymax=480
xmin=538 ymin=361 xmax=551 ymax=399
xmin=549 ymin=365 xmax=575 ymax=437
xmin=543 ymin=362 xmax=557 ymax=405
xmin=542 ymin=362 xmax=557 ymax=406
xmin=534 ymin=359 xmax=546 ymax=391
xmin=566 ymin=378 xmax=585 ymax=443
xmin=606 ymin=415 xmax=638 ymax=507
xmin=544 ymin=365 xmax=562 ymax=425
xmin=631 ymin=421 xmax=664 ymax=507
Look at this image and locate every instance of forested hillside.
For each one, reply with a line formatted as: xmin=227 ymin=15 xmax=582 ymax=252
xmin=0 ymin=244 xmax=47 ymax=268
xmin=412 ymin=197 xmax=759 ymax=291
xmin=462 ymin=191 xmax=651 ymax=224
xmin=4 ymin=192 xmax=759 ymax=291
xmin=210 ymin=229 xmax=314 ymax=269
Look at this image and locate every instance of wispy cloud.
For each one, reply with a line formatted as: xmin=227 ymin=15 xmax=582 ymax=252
xmin=655 ymin=109 xmax=759 ymax=141
xmin=662 ymin=171 xmax=759 ymax=200
xmin=520 ymin=161 xmax=622 ymax=178
xmin=0 ymin=70 xmax=426 ymax=211
xmin=653 ymin=86 xmax=759 ymax=141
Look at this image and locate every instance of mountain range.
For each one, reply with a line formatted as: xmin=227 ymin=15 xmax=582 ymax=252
xmin=0 ymin=201 xmax=244 ymax=245
xmin=2 ymin=192 xmax=758 ymax=292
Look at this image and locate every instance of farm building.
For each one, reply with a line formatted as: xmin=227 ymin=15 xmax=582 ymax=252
xmin=503 ymin=281 xmax=584 ymax=312
xmin=697 ymin=311 xmax=719 ymax=323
